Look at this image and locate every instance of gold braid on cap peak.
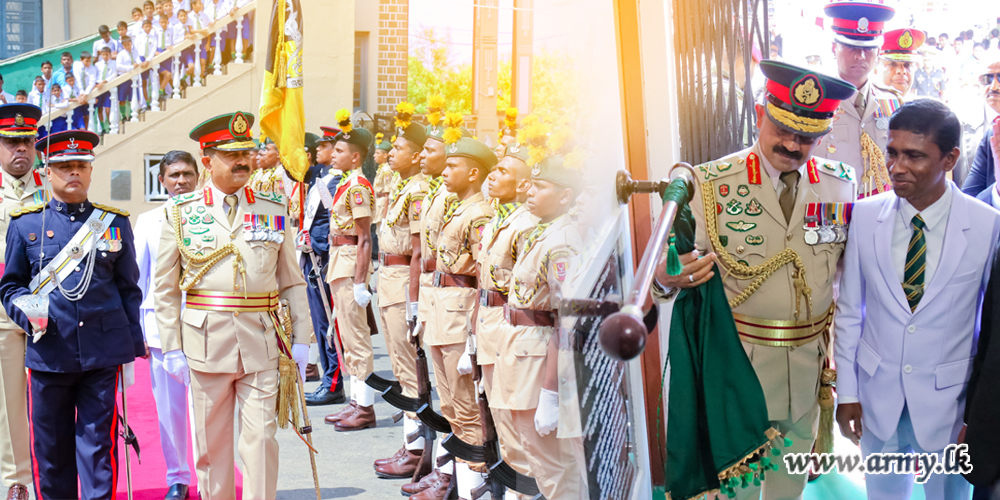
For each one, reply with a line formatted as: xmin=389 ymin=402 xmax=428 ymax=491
xmin=335 ymin=108 xmax=353 ymax=134
xmin=766 ymin=102 xmax=831 ymax=135
xmin=395 ymin=102 xmax=415 ymax=129
xmin=443 ymin=112 xmax=464 ymax=145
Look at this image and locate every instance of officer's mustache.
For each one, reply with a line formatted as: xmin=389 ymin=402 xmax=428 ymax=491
xmin=231 ymin=164 xmax=250 ymax=174
xmin=772 ymin=145 xmax=803 ymax=161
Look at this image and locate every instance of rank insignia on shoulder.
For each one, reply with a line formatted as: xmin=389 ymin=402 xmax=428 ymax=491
xmin=807 ymin=159 xmax=821 ymax=184
xmin=839 ymin=163 xmax=854 ymax=181
xmin=804 ymin=202 xmax=853 ymax=245
xmin=823 ymin=162 xmax=836 ymax=171
xmin=717 ymin=162 xmax=732 ymax=172
xmin=725 ymin=220 xmax=757 ymax=232
xmin=746 ymin=153 xmax=761 ymax=185
xmin=699 ymin=164 xmax=718 ymax=180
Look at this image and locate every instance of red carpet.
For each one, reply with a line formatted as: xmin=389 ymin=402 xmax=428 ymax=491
xmin=115 ymin=358 xmax=243 ymax=500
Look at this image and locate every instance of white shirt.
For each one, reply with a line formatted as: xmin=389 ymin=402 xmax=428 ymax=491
xmin=892 ymin=181 xmax=954 ymax=286
xmin=127 ymin=22 xmax=143 ymax=40
xmin=136 ymin=203 xmax=174 ymax=347
xmin=116 ymin=47 xmax=138 ymax=74
xmin=72 ymin=61 xmax=99 ymax=95
xmin=95 ymin=59 xmax=116 ymax=83
xmin=153 ymin=25 xmax=174 ymax=51
xmin=134 ymin=30 xmax=158 ymax=61
xmin=27 ymin=89 xmax=45 ymax=109
xmin=206 ymin=0 xmax=233 ymax=21
xmin=173 ymin=0 xmax=191 ymax=15
xmin=171 ymin=22 xmax=189 ymax=42
xmin=188 ymin=11 xmax=211 ymax=31
xmin=92 ymin=38 xmax=113 ymax=57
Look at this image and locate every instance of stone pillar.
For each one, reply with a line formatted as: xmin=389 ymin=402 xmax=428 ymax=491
xmin=472 ymin=0 xmax=499 ymax=142
xmin=378 ymin=0 xmax=409 ymax=114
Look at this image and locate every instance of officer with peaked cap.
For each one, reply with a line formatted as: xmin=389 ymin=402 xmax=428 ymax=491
xmin=879 ymin=29 xmax=926 ymax=99
xmin=153 ymin=112 xmax=311 ymax=500
xmin=822 ymin=1 xmax=902 ymax=198
xmin=0 ymin=129 xmax=144 ymax=500
xmin=0 ymin=103 xmax=45 ymax=500
xmin=656 ymin=60 xmax=858 ymax=500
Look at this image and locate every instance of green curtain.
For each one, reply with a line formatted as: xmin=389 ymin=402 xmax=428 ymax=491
xmin=662 ymin=179 xmax=780 ymax=499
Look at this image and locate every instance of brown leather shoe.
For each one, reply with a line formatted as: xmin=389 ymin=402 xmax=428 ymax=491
xmin=324 ymin=401 xmax=357 ymax=425
xmin=409 ymin=472 xmax=451 ymax=500
xmin=334 ymin=404 xmax=376 ymax=431
xmin=401 ymin=468 xmax=441 ymax=496
xmin=305 ymin=363 xmax=320 ymax=382
xmin=374 ymin=445 xmax=407 ymax=468
xmin=375 ymin=449 xmax=422 ymax=479
xmin=6 ymin=484 xmax=28 ymax=500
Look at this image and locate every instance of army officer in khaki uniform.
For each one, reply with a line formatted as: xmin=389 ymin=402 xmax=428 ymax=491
xmin=657 ymin=61 xmax=858 ymax=500
xmin=154 ymin=111 xmax=311 ymax=500
xmin=322 ymin=111 xmax=379 ymax=432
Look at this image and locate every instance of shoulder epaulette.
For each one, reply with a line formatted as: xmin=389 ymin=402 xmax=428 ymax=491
xmin=255 ymin=191 xmax=286 ymax=204
xmin=813 ymin=157 xmax=856 ymax=182
xmin=696 ymin=151 xmax=750 ymax=183
xmin=93 ymin=203 xmax=129 ymax=217
xmin=171 ymin=190 xmax=203 ymax=205
xmin=10 ymin=203 xmax=44 ymax=218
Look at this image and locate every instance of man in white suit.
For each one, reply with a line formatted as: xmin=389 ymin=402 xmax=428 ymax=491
xmin=135 ymin=150 xmax=200 ymax=500
xmin=835 ymin=99 xmax=1000 ymax=500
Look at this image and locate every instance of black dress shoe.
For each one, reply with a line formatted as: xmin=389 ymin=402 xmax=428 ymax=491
xmin=164 ymin=483 xmax=189 ymax=500
xmin=306 ymin=386 xmax=346 ymax=406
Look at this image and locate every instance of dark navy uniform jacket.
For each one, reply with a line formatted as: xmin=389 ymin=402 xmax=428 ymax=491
xmin=305 ymin=164 xmax=341 ymax=256
xmin=0 ymin=199 xmax=144 ymax=372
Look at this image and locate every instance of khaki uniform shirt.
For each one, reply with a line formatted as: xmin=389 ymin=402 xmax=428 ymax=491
xmin=475 ymin=203 xmax=535 ymax=365
xmin=326 ymin=169 xmax=374 ymax=283
xmin=377 ymin=172 xmax=426 ymax=308
xmin=690 ymin=144 xmax=857 ymax=422
xmin=153 ymin=184 xmax=310 ymax=374
xmin=427 ymin=192 xmax=493 ymax=347
xmin=0 ymin=170 xmax=44 ymax=332
xmin=373 ymin=163 xmax=395 ymax=223
xmin=825 ymin=81 xmax=902 ymax=196
xmin=417 ymin=176 xmax=456 ymax=323
xmin=492 ymin=214 xmax=580 ymax=412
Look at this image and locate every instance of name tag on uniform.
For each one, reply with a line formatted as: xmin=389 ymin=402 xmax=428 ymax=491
xmin=804 ymin=202 xmax=852 ymax=245
xmin=243 ymin=214 xmax=286 ymax=243
xmin=96 ymin=227 xmax=122 ymax=252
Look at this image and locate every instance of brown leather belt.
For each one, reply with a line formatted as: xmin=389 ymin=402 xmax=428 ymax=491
xmin=379 ymin=252 xmax=411 ymax=267
xmin=479 ymin=289 xmax=508 ymax=307
xmin=503 ymin=304 xmax=555 ymax=328
xmin=377 ymin=192 xmax=389 ymax=198
xmin=421 ymin=258 xmax=436 ymax=273
xmin=331 ymin=235 xmax=358 ymax=246
xmin=433 ymin=271 xmax=478 ymax=288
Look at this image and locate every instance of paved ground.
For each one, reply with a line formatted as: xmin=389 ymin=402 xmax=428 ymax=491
xmin=271 ymin=300 xmax=431 ymax=499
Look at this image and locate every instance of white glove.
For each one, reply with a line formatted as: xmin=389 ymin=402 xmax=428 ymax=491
xmin=534 ymin=388 xmax=559 ymax=436
xmin=292 ymin=343 xmax=310 ymax=382
xmin=457 ymin=335 xmax=475 ymax=375
xmin=353 ymin=283 xmax=372 ymax=307
xmin=163 ymin=350 xmax=190 ymax=386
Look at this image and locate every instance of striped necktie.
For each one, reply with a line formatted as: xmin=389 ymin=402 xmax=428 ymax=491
xmin=903 ymin=214 xmax=926 ymax=312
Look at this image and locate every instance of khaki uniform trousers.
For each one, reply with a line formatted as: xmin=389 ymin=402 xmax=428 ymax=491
xmin=482 ymin=363 xmax=529 ymax=478
xmin=0 ymin=328 xmax=29 ymax=487
xmin=331 ymin=277 xmax=373 ymax=379
xmin=190 ymin=363 xmax=279 ymax=500
xmin=379 ymin=302 xmax=418 ymax=400
xmin=736 ymin=402 xmax=820 ymax=500
xmin=511 ymin=409 xmax=587 ymax=500
xmin=429 ymin=342 xmax=481 ymax=449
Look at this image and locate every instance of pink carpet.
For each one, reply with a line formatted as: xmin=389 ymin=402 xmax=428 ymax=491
xmin=115 ymin=358 xmax=243 ymax=500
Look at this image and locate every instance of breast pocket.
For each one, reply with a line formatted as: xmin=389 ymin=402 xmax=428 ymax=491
xmin=248 ymin=241 xmax=279 ymax=274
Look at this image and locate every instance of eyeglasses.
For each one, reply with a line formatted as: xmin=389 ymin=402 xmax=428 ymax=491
xmin=980 ymin=73 xmax=1000 ymax=85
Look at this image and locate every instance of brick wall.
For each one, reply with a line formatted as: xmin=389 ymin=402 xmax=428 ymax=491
xmin=377 ymin=0 xmax=408 ymax=113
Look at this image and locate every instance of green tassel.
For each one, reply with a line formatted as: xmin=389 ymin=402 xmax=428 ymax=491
xmin=741 ymin=478 xmax=749 ymax=489
xmin=753 ymin=478 xmax=761 ymax=487
xmin=761 ymin=457 xmax=771 ymax=467
xmin=726 ymin=488 xmax=736 ymax=499
xmin=749 ymin=462 xmax=758 ymax=471
xmin=742 ymin=473 xmax=752 ymax=483
xmin=665 ymin=236 xmax=683 ymax=276
xmin=784 ymin=437 xmax=794 ymax=447
xmin=771 ymin=448 xmax=781 ymax=456
xmin=771 ymin=463 xmax=780 ymax=471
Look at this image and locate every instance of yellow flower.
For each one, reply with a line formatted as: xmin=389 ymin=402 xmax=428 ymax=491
xmin=427 ymin=110 xmax=443 ymax=127
xmin=395 ymin=102 xmax=415 ymax=129
xmin=335 ymin=108 xmax=353 ymax=134
xmin=375 ymin=132 xmax=384 ymax=143
xmin=428 ymin=95 xmax=446 ymax=113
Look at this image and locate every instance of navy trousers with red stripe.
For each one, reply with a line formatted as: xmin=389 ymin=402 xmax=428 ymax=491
xmin=27 ymin=366 xmax=120 ymax=500
xmin=304 ymin=256 xmax=344 ymax=393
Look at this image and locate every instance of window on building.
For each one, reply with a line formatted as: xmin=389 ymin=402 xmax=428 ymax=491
xmin=1 ymin=1 xmax=43 ymax=59
xmin=144 ymin=154 xmax=169 ymax=202
xmin=354 ymin=32 xmax=369 ymax=112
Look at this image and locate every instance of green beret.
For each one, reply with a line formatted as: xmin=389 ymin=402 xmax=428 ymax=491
xmin=446 ymin=137 xmax=498 ymax=170
xmin=335 ymin=127 xmax=374 ymax=151
xmin=377 ymin=140 xmax=392 ymax=152
xmin=503 ymin=142 xmax=529 ymax=163
xmin=398 ymin=123 xmax=427 ymax=148
xmin=532 ymin=155 xmax=581 ymax=193
xmin=426 ymin=124 xmax=472 ymax=143
xmin=304 ymin=132 xmax=319 ymax=151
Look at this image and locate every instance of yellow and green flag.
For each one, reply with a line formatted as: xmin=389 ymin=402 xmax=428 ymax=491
xmin=259 ymin=0 xmax=307 ymax=182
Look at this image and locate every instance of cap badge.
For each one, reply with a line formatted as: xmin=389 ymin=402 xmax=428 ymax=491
xmin=899 ymin=30 xmax=913 ymax=49
xmin=510 ymin=143 xmax=521 ymax=153
xmin=791 ymin=74 xmax=823 ymax=109
xmin=531 ymin=165 xmax=540 ymax=176
xmin=68 ymin=138 xmax=78 ymax=149
xmin=857 ymin=17 xmax=869 ymax=33
xmin=231 ymin=113 xmax=249 ymax=136
xmin=14 ymin=114 xmax=24 ymax=127
xmin=448 ymin=144 xmax=459 ymax=154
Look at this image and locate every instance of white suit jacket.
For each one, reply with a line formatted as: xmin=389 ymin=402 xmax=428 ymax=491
xmin=835 ymin=184 xmax=1000 ymax=451
xmin=136 ymin=203 xmax=168 ymax=348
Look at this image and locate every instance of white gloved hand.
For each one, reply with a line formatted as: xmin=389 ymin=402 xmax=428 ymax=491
xmin=353 ymin=283 xmax=372 ymax=307
xmin=292 ymin=343 xmax=310 ymax=382
xmin=457 ymin=335 xmax=475 ymax=375
xmin=534 ymin=388 xmax=560 ymax=436
xmin=163 ymin=350 xmax=190 ymax=386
